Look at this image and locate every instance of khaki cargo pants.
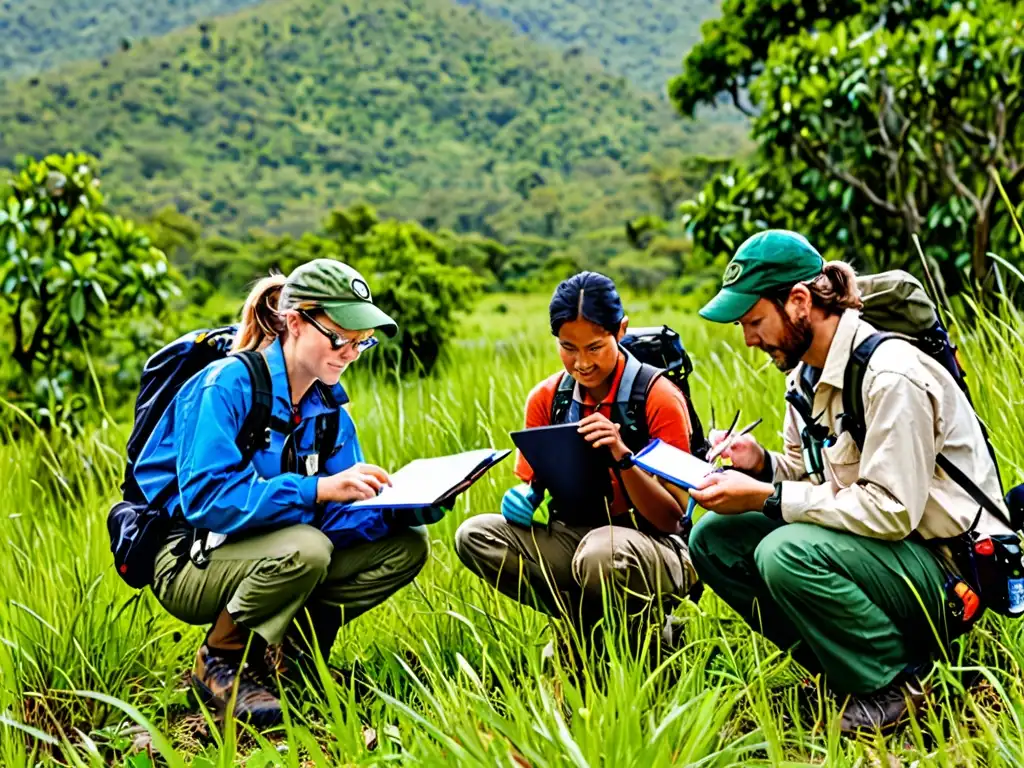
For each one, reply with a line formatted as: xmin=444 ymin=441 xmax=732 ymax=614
xmin=152 ymin=524 xmax=429 ymax=645
xmin=455 ymin=513 xmax=697 ymax=626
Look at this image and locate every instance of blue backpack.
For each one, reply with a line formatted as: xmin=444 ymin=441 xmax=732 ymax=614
xmin=110 ymin=327 xmax=343 ymax=588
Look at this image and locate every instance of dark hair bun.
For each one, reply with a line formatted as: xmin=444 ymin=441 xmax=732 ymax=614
xmin=549 ymin=271 xmax=624 ymax=335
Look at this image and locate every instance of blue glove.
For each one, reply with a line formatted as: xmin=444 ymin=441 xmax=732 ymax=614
xmin=502 ymin=484 xmax=548 ymax=528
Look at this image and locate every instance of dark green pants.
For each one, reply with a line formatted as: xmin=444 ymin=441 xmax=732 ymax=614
xmin=689 ymin=512 xmax=952 ymax=694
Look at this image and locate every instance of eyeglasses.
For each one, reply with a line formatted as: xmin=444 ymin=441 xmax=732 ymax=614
xmin=298 ymin=310 xmax=379 ymax=353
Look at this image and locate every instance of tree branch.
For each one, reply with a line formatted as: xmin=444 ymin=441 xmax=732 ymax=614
xmin=728 ymin=84 xmax=758 ymax=118
xmin=959 ymin=120 xmax=993 ymax=146
xmin=940 ymin=143 xmax=983 ymax=216
xmin=795 ymin=134 xmax=901 ymax=215
xmin=1006 ymin=162 xmax=1024 ymax=191
xmin=22 ymin=287 xmax=51 ymax=374
xmin=11 ymin=307 xmax=26 ymax=369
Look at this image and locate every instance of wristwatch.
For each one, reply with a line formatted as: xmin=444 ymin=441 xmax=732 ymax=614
xmin=615 ymin=452 xmax=636 ymax=471
xmin=762 ymin=482 xmax=783 ymax=520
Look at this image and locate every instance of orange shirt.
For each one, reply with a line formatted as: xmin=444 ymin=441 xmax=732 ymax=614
xmin=514 ymin=355 xmax=692 ymax=516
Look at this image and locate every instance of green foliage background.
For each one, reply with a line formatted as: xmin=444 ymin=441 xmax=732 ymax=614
xmin=453 ymin=0 xmax=729 ymax=100
xmin=0 ymin=0 xmax=266 ymax=79
xmin=0 ymin=0 xmax=745 ymax=243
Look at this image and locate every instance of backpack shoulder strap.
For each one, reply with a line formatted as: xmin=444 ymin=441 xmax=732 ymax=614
xmin=615 ymin=356 xmax=661 ymax=449
xmin=234 ymin=350 xmax=274 ymax=463
xmin=841 ymin=332 xmax=903 ymax=450
xmin=550 ymin=372 xmax=577 ymax=424
xmin=842 ymin=333 xmax=1016 ymax=531
xmin=316 ymin=411 xmax=341 ymax=471
xmin=314 ymin=380 xmax=342 ymax=472
xmin=936 ymin=454 xmax=1016 ymax=531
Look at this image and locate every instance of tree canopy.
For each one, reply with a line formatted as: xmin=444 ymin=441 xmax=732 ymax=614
xmin=672 ymin=0 xmax=1024 ymax=292
xmin=455 ymin=0 xmax=729 ymax=100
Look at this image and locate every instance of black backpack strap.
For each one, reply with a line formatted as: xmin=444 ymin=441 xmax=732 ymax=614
xmin=842 ymin=333 xmax=1015 ymax=531
xmin=234 ymin=350 xmax=274 ymax=461
xmin=841 ymin=332 xmax=903 ymax=449
xmin=317 ymin=411 xmax=341 ymax=471
xmin=936 ymin=454 xmax=1016 ymax=532
xmin=550 ymin=372 xmax=576 ymax=424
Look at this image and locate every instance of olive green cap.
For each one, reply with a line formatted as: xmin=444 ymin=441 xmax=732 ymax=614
xmin=280 ymin=258 xmax=398 ymax=337
xmin=699 ymin=230 xmax=825 ymax=323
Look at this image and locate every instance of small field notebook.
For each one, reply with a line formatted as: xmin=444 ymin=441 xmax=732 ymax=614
xmin=345 ymin=448 xmax=511 ymax=509
xmin=633 ymin=439 xmax=717 ymax=490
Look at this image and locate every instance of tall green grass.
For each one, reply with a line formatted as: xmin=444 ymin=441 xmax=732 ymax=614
xmin=3 ymin=291 xmax=1024 ymax=766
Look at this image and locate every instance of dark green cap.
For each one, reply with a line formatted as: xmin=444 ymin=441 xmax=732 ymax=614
xmin=699 ymin=230 xmax=825 ymax=323
xmin=280 ymin=258 xmax=398 ymax=337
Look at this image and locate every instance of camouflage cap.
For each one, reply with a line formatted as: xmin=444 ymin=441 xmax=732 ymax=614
xmin=280 ymin=258 xmax=398 ymax=337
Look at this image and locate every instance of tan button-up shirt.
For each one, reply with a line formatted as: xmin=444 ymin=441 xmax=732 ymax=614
xmin=771 ymin=309 xmax=1012 ymax=541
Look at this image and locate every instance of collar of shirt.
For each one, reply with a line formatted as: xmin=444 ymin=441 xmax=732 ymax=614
xmin=816 ymin=309 xmax=866 ymax=391
xmin=263 ymin=338 xmax=338 ymax=424
xmin=572 ymin=352 xmax=626 ymax=410
xmin=788 ymin=309 xmax=877 ymax=425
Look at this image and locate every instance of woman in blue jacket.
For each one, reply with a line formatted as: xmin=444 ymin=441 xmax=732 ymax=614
xmin=135 ymin=259 xmax=440 ymax=725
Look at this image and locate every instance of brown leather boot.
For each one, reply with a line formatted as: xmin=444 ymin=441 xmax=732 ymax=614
xmin=191 ymin=610 xmax=282 ymax=727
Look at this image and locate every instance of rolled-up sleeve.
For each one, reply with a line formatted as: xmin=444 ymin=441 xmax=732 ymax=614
xmin=176 ymin=382 xmax=318 ymax=534
xmin=780 ymin=371 xmax=939 ymax=540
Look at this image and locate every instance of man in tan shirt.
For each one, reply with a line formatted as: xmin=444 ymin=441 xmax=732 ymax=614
xmin=687 ymin=230 xmax=1013 ymax=732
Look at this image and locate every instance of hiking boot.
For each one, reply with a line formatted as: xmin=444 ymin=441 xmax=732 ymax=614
xmin=838 ymin=677 xmax=926 ymax=733
xmin=278 ymin=604 xmax=341 ymax=677
xmin=192 ymin=644 xmax=283 ymax=727
xmin=191 ymin=609 xmax=281 ymax=727
xmin=273 ymin=605 xmax=376 ymax=699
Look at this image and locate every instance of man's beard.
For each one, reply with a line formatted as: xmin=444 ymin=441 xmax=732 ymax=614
xmin=761 ymin=310 xmax=813 ymax=372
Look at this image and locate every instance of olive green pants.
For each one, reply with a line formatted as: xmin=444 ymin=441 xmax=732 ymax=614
xmin=689 ymin=512 xmax=953 ymax=695
xmin=454 ymin=513 xmax=697 ymax=624
xmin=152 ymin=524 xmax=429 ymax=645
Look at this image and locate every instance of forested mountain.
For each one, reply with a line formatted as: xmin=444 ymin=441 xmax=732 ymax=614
xmin=0 ymin=0 xmax=266 ymax=79
xmin=0 ymin=0 xmax=744 ymax=240
xmin=4 ymin=0 xmax=728 ymax=99
xmin=455 ymin=0 xmax=725 ymax=99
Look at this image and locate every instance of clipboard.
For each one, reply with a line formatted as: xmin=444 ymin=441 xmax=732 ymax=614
xmin=510 ymin=423 xmax=612 ymax=517
xmin=633 ymin=439 xmax=717 ymax=490
xmin=344 ymin=448 xmax=511 ymax=509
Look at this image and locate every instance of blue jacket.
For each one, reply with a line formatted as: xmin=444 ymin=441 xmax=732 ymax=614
xmin=134 ymin=338 xmax=388 ymax=547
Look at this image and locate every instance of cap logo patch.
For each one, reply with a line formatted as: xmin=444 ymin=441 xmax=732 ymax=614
xmin=723 ymin=261 xmax=743 ymax=286
xmin=351 ymin=278 xmax=371 ymax=300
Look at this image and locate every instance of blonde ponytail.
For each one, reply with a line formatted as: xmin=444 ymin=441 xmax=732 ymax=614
xmin=233 ymin=273 xmax=287 ymax=352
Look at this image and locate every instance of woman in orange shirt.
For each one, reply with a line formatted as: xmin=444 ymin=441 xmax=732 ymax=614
xmin=455 ymin=271 xmax=699 ymax=640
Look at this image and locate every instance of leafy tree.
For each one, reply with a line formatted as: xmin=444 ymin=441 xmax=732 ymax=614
xmin=0 ymin=153 xmax=179 ymax=381
xmin=233 ymin=204 xmax=488 ymax=375
xmin=672 ymin=0 xmax=1024 ymax=290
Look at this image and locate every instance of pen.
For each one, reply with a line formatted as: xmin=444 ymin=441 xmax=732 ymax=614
xmin=706 ymin=417 xmax=763 ymax=464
